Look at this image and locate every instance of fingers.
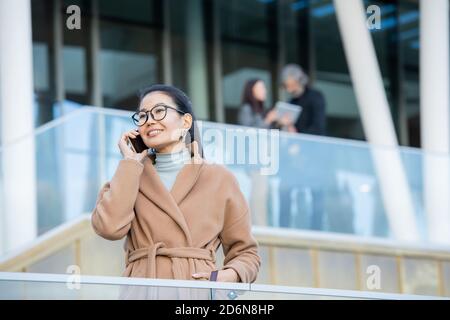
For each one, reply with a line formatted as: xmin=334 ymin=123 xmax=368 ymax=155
xmin=118 ymin=130 xmax=140 ymax=157
xmin=125 ymin=129 xmax=140 ymax=139
xmin=119 ymin=130 xmax=139 ymax=145
xmin=192 ymin=272 xmax=210 ymax=280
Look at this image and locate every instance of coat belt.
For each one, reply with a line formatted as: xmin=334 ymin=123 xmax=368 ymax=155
xmin=126 ymin=242 xmax=216 ymax=279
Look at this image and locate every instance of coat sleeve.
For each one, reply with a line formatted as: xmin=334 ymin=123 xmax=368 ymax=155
xmin=219 ymin=171 xmax=261 ymax=283
xmin=91 ymin=159 xmax=144 ymax=240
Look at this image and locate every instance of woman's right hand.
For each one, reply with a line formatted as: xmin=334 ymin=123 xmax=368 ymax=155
xmin=118 ymin=129 xmax=148 ymax=163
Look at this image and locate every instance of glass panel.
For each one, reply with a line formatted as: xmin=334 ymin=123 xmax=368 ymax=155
xmin=219 ymin=0 xmax=275 ymax=124
xmin=219 ymin=283 xmax=398 ymax=300
xmin=279 ymin=0 xmax=309 ymax=68
xmin=35 ymin=110 xmax=101 ymax=234
xmin=1 ymin=275 xmax=442 ymax=300
xmin=0 ymin=276 xmax=398 ymax=300
xmin=99 ymin=0 xmax=162 ymax=109
xmin=398 ymin=1 xmax=420 ymax=147
xmin=62 ymin=0 xmax=90 ymax=106
xmin=0 ymin=109 xmax=101 ymax=256
xmin=443 ymin=262 xmax=450 ymax=298
xmin=273 ymin=247 xmax=314 ymax=287
xmin=254 ymin=246 xmax=271 ymax=285
xmin=220 ymin=0 xmax=270 ymax=43
xmin=212 ymin=289 xmax=359 ymax=300
xmin=2 ymin=106 xmax=450 ymax=257
xmin=98 ymin=0 xmax=158 ymax=24
xmin=402 ymin=258 xmax=439 ymax=296
xmin=31 ymin=0 xmax=56 ymax=127
xmin=79 ymin=232 xmax=125 ymax=277
xmin=311 ymin=0 xmax=364 ymax=141
xmin=0 ymin=280 xmax=211 ymax=300
xmin=359 ymin=254 xmax=400 ymax=293
xmin=168 ymin=0 xmax=189 ymax=93
xmin=28 ymin=244 xmax=76 ymax=274
xmin=318 ymin=251 xmax=357 ymax=290
xmin=28 ymin=0 xmax=423 ymax=146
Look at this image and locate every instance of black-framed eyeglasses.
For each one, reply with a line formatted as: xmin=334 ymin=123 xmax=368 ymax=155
xmin=132 ymin=103 xmax=186 ymax=126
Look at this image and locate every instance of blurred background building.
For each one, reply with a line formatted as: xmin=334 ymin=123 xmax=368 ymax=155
xmin=15 ymin=0 xmax=426 ymax=143
xmin=1 ymin=0 xmax=450 ymax=299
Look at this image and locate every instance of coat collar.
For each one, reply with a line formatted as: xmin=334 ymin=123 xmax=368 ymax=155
xmin=138 ymin=141 xmax=204 ymax=245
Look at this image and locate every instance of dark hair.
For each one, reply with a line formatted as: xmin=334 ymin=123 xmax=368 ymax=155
xmin=138 ymin=84 xmax=203 ymax=157
xmin=241 ymin=79 xmax=264 ymax=114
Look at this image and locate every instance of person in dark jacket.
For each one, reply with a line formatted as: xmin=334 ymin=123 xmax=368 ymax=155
xmin=277 ymin=64 xmax=326 ymax=230
xmin=280 ymin=64 xmax=326 ymax=136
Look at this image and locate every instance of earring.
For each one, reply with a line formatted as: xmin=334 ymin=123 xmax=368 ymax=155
xmin=179 ymin=129 xmax=187 ymax=141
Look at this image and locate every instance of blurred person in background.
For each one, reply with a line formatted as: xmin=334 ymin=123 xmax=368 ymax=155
xmin=280 ymin=64 xmax=326 ymax=136
xmin=238 ymin=78 xmax=276 ymax=128
xmin=277 ymin=65 xmax=327 ymax=229
xmin=238 ymin=79 xmax=295 ymax=132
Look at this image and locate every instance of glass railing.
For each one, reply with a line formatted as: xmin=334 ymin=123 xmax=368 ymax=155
xmin=0 ymin=272 xmax=442 ymax=300
xmin=1 ymin=104 xmax=450 ymax=257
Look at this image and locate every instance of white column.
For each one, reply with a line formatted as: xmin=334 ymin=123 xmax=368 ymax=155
xmin=186 ymin=0 xmax=209 ymax=120
xmin=334 ymin=0 xmax=419 ymax=241
xmin=0 ymin=0 xmax=37 ymax=253
xmin=420 ymin=0 xmax=450 ymax=245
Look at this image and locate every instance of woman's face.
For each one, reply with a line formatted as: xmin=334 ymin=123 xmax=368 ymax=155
xmin=138 ymin=91 xmax=192 ymax=153
xmin=252 ymin=81 xmax=267 ymax=102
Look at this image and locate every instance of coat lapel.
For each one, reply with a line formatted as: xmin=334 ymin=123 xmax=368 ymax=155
xmin=138 ymin=143 xmax=204 ymax=245
xmin=170 ymin=160 xmax=203 ymax=205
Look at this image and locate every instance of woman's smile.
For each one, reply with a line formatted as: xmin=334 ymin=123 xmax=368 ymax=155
xmin=147 ymin=128 xmax=164 ymax=138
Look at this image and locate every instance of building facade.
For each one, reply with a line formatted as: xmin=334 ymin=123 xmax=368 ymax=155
xmin=29 ymin=0 xmax=423 ymax=145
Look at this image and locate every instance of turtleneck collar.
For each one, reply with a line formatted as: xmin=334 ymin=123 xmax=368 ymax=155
xmin=154 ymin=147 xmax=191 ymax=172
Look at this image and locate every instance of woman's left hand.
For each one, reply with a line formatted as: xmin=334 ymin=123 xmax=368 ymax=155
xmin=192 ymin=269 xmax=240 ymax=282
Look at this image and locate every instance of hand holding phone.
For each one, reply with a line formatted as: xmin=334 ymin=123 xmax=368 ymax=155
xmin=118 ymin=130 xmax=149 ymax=163
xmin=128 ymin=134 xmax=148 ymax=153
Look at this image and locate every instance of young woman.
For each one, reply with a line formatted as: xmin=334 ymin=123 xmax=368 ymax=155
xmin=238 ymin=78 xmax=296 ymax=132
xmin=238 ymin=79 xmax=276 ymax=128
xmin=91 ymin=84 xmax=260 ymax=283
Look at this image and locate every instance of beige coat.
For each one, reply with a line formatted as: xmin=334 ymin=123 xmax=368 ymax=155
xmin=91 ymin=144 xmax=261 ymax=283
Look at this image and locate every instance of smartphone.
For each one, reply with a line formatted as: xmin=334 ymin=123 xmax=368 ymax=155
xmin=128 ymin=133 xmax=148 ymax=153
